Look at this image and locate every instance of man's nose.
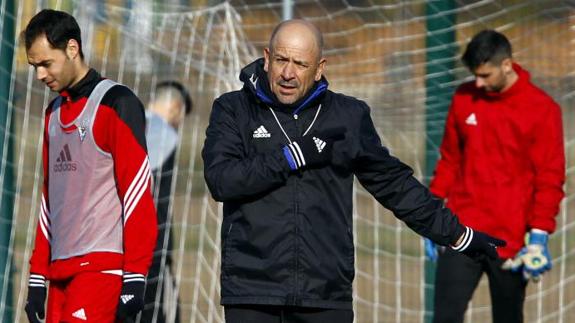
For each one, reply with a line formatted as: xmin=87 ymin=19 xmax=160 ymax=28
xmin=36 ymin=67 xmax=47 ymax=81
xmin=281 ymin=62 xmax=295 ymax=80
xmin=475 ymin=77 xmax=485 ymax=88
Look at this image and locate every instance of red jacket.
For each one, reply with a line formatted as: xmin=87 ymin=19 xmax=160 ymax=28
xmin=430 ymin=64 xmax=565 ymax=258
xmin=29 ymin=69 xmax=157 ymax=280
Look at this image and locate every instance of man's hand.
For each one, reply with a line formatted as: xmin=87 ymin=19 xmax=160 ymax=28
xmin=283 ymin=127 xmax=346 ymax=170
xmin=116 ymin=272 xmax=146 ymax=322
xmin=451 ymin=226 xmax=506 ymax=259
xmin=25 ymin=274 xmax=47 ymax=323
xmin=502 ymin=229 xmax=551 ymax=282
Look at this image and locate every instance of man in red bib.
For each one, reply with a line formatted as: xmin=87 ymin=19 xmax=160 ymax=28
xmin=23 ymin=9 xmax=157 ymax=323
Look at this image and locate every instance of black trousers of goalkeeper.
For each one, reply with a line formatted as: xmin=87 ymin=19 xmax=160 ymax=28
xmin=432 ymin=248 xmax=527 ymax=323
xmin=224 ymin=305 xmax=353 ymax=323
xmin=142 ymin=155 xmax=181 ymax=323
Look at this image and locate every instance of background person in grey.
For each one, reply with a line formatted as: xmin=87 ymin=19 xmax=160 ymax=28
xmin=202 ymin=19 xmax=505 ymax=323
xmin=143 ymin=81 xmax=192 ymax=323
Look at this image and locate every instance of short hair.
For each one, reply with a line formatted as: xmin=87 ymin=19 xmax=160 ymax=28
xmin=461 ymin=29 xmax=512 ymax=71
xmin=269 ymin=19 xmax=324 ymax=60
xmin=155 ymin=81 xmax=193 ymax=115
xmin=22 ymin=9 xmax=84 ymax=59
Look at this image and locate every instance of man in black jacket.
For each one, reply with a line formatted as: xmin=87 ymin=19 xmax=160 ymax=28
xmin=202 ymin=19 xmax=504 ymax=323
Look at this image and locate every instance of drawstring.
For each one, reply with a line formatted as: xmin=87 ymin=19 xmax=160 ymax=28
xmin=303 ymin=104 xmax=322 ymax=136
xmin=267 ymin=104 xmax=322 ymax=144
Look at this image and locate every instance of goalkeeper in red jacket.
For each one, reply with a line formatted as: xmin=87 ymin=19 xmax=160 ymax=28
xmin=427 ymin=30 xmax=565 ymax=323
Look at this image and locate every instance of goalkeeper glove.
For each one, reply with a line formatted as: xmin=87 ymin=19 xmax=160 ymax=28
xmin=283 ymin=127 xmax=345 ymax=170
xmin=424 ymin=238 xmax=438 ymax=262
xmin=451 ymin=226 xmax=506 ymax=259
xmin=116 ymin=272 xmax=146 ymax=322
xmin=25 ymin=274 xmax=47 ymax=323
xmin=502 ymin=229 xmax=551 ymax=282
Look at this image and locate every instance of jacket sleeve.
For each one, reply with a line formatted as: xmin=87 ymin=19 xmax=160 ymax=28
xmin=99 ymin=86 xmax=157 ymax=275
xmin=429 ymin=100 xmax=460 ymax=199
xmin=29 ymin=111 xmax=52 ymax=278
xmin=352 ymin=104 xmax=464 ymax=245
xmin=202 ymin=97 xmax=292 ymax=202
xmin=527 ymin=99 xmax=565 ymax=233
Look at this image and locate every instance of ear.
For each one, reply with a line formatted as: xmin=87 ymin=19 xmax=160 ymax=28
xmin=501 ymin=58 xmax=513 ymax=74
xmin=263 ymin=47 xmax=270 ymax=72
xmin=66 ymin=39 xmax=80 ymax=60
xmin=315 ymin=57 xmax=326 ymax=81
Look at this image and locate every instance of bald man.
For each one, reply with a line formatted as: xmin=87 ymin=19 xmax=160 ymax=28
xmin=202 ymin=19 xmax=504 ymax=323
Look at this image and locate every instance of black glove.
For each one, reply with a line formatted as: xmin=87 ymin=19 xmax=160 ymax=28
xmin=283 ymin=127 xmax=346 ymax=170
xmin=116 ymin=272 xmax=146 ymax=322
xmin=451 ymin=226 xmax=506 ymax=259
xmin=25 ymin=274 xmax=47 ymax=323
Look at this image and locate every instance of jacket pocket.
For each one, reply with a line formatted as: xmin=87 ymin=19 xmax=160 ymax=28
xmin=222 ymin=223 xmax=236 ymax=278
xmin=344 ymin=227 xmax=355 ymax=282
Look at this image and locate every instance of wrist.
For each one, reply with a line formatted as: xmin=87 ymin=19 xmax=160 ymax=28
xmin=454 ymin=234 xmax=463 ymax=247
xmin=285 ymin=141 xmax=307 ymax=170
xmin=28 ymin=274 xmax=46 ymax=288
xmin=451 ymin=226 xmax=472 ymax=251
xmin=451 ymin=225 xmax=467 ymax=247
xmin=122 ymin=272 xmax=145 ymax=284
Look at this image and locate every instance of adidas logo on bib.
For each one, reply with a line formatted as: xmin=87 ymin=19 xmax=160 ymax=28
xmin=53 ymin=144 xmax=77 ymax=172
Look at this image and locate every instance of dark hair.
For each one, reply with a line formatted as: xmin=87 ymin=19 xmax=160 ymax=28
xmin=155 ymin=81 xmax=193 ymax=115
xmin=22 ymin=9 xmax=84 ymax=59
xmin=461 ymin=29 xmax=512 ymax=71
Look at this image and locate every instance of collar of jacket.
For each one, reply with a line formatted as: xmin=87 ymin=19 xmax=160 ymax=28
xmin=59 ymin=68 xmax=102 ymax=102
xmin=482 ymin=62 xmax=530 ymax=100
xmin=240 ymin=58 xmax=328 ymax=114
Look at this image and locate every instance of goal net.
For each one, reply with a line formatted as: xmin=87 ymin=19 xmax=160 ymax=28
xmin=1 ymin=1 xmax=574 ymax=322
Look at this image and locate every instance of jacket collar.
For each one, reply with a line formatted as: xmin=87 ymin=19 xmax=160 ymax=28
xmin=239 ymin=58 xmax=328 ymax=114
xmin=59 ymin=68 xmax=101 ymax=102
xmin=482 ymin=63 xmax=530 ymax=100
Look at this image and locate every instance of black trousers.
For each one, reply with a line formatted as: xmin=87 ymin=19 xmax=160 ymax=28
xmin=433 ymin=249 xmax=527 ymax=323
xmin=224 ymin=305 xmax=354 ymax=323
xmin=142 ymin=159 xmax=181 ymax=323
xmin=140 ymin=260 xmax=180 ymax=323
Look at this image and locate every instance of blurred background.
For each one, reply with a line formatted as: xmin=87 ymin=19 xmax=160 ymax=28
xmin=0 ymin=0 xmax=574 ymax=322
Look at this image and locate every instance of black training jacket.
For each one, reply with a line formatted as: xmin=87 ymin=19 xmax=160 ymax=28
xmin=202 ymin=59 xmax=465 ymax=310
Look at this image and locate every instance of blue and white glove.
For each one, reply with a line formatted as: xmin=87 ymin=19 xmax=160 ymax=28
xmin=451 ymin=226 xmax=506 ymax=259
xmin=424 ymin=238 xmax=438 ymax=262
xmin=116 ymin=272 xmax=146 ymax=322
xmin=283 ymin=127 xmax=345 ymax=170
xmin=502 ymin=229 xmax=551 ymax=282
xmin=25 ymin=274 xmax=47 ymax=323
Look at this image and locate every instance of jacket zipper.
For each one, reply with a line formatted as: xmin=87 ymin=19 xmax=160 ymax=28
xmin=268 ymin=105 xmax=320 ymax=305
xmin=292 ymin=112 xmax=301 ymax=306
xmin=293 ymin=176 xmax=299 ymax=306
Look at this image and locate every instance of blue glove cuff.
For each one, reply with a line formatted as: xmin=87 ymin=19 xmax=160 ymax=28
xmin=529 ymin=230 xmax=548 ymax=246
xmin=424 ymin=238 xmax=438 ymax=261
